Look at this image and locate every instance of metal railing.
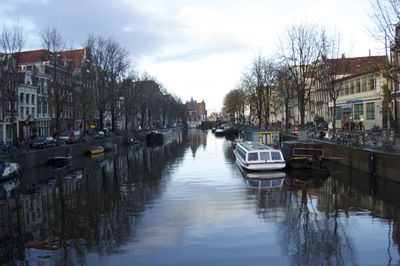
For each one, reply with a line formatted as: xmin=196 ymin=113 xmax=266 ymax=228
xmin=305 ymin=128 xmax=400 ymax=151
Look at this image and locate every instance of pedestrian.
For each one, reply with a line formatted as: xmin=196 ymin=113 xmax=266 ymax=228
xmin=359 ymin=121 xmax=363 ymax=131
xmin=344 ymin=122 xmax=350 ymax=132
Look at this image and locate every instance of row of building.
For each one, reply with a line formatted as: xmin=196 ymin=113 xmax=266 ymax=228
xmin=2 ymin=49 xmax=398 ymax=144
xmin=266 ymin=54 xmax=399 ymax=132
xmin=0 ymin=48 xmax=91 ymax=143
xmin=1 ymin=47 xmax=183 ymax=144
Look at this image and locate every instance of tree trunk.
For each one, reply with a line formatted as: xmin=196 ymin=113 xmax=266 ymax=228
xmin=285 ymin=102 xmax=290 ymax=132
xmin=10 ymin=99 xmax=17 ymax=142
xmin=99 ymin=108 xmax=104 ymax=130
xmin=333 ymin=100 xmax=337 ymax=132
xmin=111 ymin=108 xmax=116 ymax=131
xmin=125 ymin=105 xmax=129 ymax=131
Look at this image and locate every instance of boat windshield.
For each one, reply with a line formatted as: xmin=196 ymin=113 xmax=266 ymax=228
xmin=248 ymin=152 xmax=258 ymax=161
xmin=271 ymin=151 xmax=282 ymax=160
xmin=259 ymin=152 xmax=270 ymax=161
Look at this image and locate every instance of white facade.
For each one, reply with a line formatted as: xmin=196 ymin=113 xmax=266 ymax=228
xmin=335 ymin=74 xmax=385 ymax=130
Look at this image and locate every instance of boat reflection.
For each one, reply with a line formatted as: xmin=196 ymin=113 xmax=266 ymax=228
xmin=246 ymin=177 xmax=285 ymax=189
xmin=238 ymin=167 xmax=287 ymax=189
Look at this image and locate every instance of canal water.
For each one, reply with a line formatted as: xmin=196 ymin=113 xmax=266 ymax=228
xmin=2 ymin=130 xmax=400 ymax=265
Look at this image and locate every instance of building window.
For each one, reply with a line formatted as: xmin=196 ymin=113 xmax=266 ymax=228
xmin=32 ymin=95 xmax=35 ymax=104
xmin=25 ymin=107 xmax=29 ymax=117
xmin=345 ymin=85 xmax=349 ymax=95
xmin=366 ymin=103 xmax=375 ymax=120
xmin=353 ymin=103 xmax=363 ymax=120
xmin=20 ymin=107 xmax=24 ymax=119
xmin=38 ymin=99 xmax=42 ymax=114
xmin=356 ymin=80 xmax=361 ymax=93
xmin=39 ymin=79 xmax=43 ymax=94
xmin=335 ymin=107 xmax=342 ymax=120
xmin=20 ymin=93 xmax=24 ymax=103
xmin=26 ymin=94 xmax=29 ymax=104
xmin=31 ymin=107 xmax=35 ymax=117
xmin=350 ymin=83 xmax=354 ymax=94
xmin=362 ymin=79 xmax=367 ymax=92
xmin=369 ymin=77 xmax=375 ymax=91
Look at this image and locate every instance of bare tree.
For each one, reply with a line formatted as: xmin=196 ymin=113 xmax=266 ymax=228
xmin=40 ymin=27 xmax=72 ymax=134
xmin=0 ymin=24 xmax=24 ymax=142
xmin=86 ymin=36 xmax=108 ymax=130
xmin=261 ymin=59 xmax=277 ymax=127
xmin=73 ymin=47 xmax=97 ymax=132
xmin=87 ymin=36 xmax=130 ymax=131
xmin=371 ymin=0 xmax=400 ymax=132
xmin=242 ymin=55 xmax=274 ymax=128
xmin=317 ymin=31 xmax=349 ymax=132
xmin=120 ymin=73 xmax=138 ymax=131
xmin=223 ymin=87 xmax=246 ymax=124
xmin=276 ymin=67 xmax=295 ymax=131
xmin=280 ymin=22 xmax=323 ymax=128
xmin=371 ymin=0 xmax=400 ymax=55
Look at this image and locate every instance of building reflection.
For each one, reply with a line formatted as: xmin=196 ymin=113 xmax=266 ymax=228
xmin=0 ymin=139 xmax=186 ymax=265
xmin=244 ymin=166 xmax=400 ymax=265
xmin=186 ymin=129 xmax=207 ymax=157
xmin=1 ymin=132 xmax=400 ymax=264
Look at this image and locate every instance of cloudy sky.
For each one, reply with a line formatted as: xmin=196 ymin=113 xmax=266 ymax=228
xmin=0 ymin=0 xmax=382 ymax=112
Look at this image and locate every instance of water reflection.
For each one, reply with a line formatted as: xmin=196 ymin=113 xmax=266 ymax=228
xmin=0 ymin=131 xmax=400 ymax=265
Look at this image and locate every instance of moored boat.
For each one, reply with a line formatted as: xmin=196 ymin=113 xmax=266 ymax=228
xmin=214 ymin=127 xmax=225 ymax=136
xmin=0 ymin=161 xmax=20 ymax=182
xmin=232 ymin=138 xmax=244 ymax=148
xmin=233 ymin=141 xmax=286 ymax=171
xmin=89 ymin=145 xmax=104 ymax=155
xmin=281 ymin=140 xmax=328 ymax=170
xmin=51 ymin=148 xmax=72 ymax=168
xmin=239 ymin=166 xmax=287 ymax=179
xmin=146 ymin=131 xmax=164 ymax=145
xmin=52 ymin=156 xmax=72 ymax=168
xmin=104 ymin=142 xmax=116 ymax=151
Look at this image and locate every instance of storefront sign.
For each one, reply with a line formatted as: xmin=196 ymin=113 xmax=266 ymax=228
xmin=345 ymin=99 xmax=362 ymax=104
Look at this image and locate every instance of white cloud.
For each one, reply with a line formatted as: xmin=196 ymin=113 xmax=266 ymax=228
xmin=0 ymin=0 xmax=381 ymax=111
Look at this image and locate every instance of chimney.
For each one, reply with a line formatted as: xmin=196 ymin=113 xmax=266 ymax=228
xmin=341 ymin=53 xmax=345 ymax=59
xmin=369 ymin=50 xmax=371 ymax=57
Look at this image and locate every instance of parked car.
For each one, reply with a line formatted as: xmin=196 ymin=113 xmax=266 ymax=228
xmin=59 ymin=130 xmax=82 ymax=144
xmin=31 ymin=136 xmax=56 ymax=149
xmin=291 ymin=125 xmax=300 ymax=135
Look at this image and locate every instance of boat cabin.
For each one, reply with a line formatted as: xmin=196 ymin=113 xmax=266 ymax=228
xmin=234 ymin=141 xmax=286 ymax=171
xmin=243 ymin=130 xmax=281 ymax=147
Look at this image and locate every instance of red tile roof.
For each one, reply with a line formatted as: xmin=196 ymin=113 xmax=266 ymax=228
xmin=18 ymin=49 xmax=49 ymax=64
xmin=327 ymin=55 xmax=387 ymax=78
xmin=17 ymin=48 xmax=85 ymax=69
xmin=59 ymin=49 xmax=85 ymax=68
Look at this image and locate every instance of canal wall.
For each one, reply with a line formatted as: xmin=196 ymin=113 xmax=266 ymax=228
xmin=322 ymin=143 xmax=400 ymax=182
xmin=282 ymin=133 xmax=400 ymax=182
xmin=2 ymin=136 xmax=126 ymax=171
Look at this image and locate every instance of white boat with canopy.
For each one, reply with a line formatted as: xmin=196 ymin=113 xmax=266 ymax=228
xmin=233 ymin=141 xmax=286 ymax=171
